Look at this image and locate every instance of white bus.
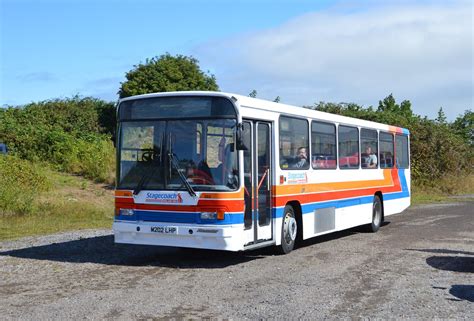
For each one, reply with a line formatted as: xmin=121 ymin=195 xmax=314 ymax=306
xmin=113 ymin=92 xmax=410 ymax=253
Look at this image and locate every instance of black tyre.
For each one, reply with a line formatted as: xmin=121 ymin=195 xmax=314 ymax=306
xmin=369 ymin=195 xmax=383 ymax=233
xmin=279 ymin=205 xmax=297 ymax=254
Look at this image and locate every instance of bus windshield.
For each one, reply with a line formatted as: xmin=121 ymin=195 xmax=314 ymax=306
xmin=118 ymin=118 xmax=239 ymax=192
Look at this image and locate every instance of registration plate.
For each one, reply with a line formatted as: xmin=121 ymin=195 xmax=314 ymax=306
xmin=150 ymin=226 xmax=178 ymax=234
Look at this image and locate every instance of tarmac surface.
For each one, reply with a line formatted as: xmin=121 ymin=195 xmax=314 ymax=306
xmin=1 ymin=201 xmax=473 ymax=319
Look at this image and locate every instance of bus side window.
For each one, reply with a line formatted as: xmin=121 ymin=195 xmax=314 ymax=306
xmin=361 ymin=128 xmax=378 ymax=169
xmin=379 ymin=132 xmax=394 ymax=168
xmin=311 ymin=121 xmax=337 ymax=169
xmin=279 ymin=116 xmax=309 ymax=170
xmin=338 ymin=125 xmax=359 ymax=169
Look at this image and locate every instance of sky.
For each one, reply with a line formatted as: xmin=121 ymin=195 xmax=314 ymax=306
xmin=0 ymin=0 xmax=472 ymax=120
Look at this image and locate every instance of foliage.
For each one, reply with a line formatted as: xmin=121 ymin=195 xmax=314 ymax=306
xmin=248 ymin=90 xmax=258 ymax=98
xmin=451 ymin=110 xmax=473 ymax=146
xmin=309 ymin=94 xmax=473 ymax=184
xmin=0 ymin=96 xmax=116 ymax=183
xmin=118 ymin=53 xmax=219 ymax=98
xmin=0 ymin=155 xmax=51 ymax=216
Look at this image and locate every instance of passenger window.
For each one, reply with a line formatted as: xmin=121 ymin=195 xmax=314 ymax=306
xmin=396 ymin=135 xmax=409 ymax=168
xmin=279 ymin=117 xmax=309 ymax=170
xmin=361 ymin=129 xmax=378 ymax=169
xmin=379 ymin=132 xmax=394 ymax=168
xmin=311 ymin=121 xmax=337 ymax=169
xmin=338 ymin=125 xmax=359 ymax=169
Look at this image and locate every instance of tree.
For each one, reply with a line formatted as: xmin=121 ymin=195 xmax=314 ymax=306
xmin=435 ymin=107 xmax=447 ymax=125
xmin=248 ymin=90 xmax=257 ymax=98
xmin=377 ymin=94 xmax=398 ymax=113
xmin=452 ymin=110 xmax=474 ymax=146
xmin=118 ymin=53 xmax=219 ymax=98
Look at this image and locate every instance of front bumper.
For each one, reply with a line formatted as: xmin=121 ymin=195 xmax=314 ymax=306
xmin=113 ymin=220 xmax=245 ymax=251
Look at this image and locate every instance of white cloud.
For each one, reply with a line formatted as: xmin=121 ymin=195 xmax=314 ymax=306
xmin=196 ymin=1 xmax=473 ymax=120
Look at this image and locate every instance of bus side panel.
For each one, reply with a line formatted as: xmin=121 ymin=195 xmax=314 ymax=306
xmin=274 ymin=168 xmax=411 ymax=242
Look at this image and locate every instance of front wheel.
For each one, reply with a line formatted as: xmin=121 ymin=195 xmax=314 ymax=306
xmin=279 ymin=205 xmax=297 ymax=254
xmin=369 ymin=195 xmax=383 ymax=232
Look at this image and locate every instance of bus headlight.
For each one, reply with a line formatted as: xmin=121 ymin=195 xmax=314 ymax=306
xmin=200 ymin=212 xmax=217 ymax=220
xmin=120 ymin=208 xmax=135 ymax=216
xmin=200 ymin=210 xmax=225 ymax=220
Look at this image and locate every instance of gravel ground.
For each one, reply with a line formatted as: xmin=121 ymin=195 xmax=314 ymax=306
xmin=0 ymin=201 xmax=473 ymax=320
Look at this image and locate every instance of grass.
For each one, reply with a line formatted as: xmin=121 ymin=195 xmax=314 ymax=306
xmin=0 ymin=170 xmax=114 ymax=241
xmin=411 ymin=174 xmax=474 ymax=205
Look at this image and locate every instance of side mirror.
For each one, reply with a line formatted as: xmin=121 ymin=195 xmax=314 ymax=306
xmin=235 ymin=123 xmax=247 ymax=150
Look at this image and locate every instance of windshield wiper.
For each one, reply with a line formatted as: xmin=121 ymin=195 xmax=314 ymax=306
xmin=168 ymin=152 xmax=196 ymax=197
xmin=133 ymin=144 xmax=163 ymax=195
xmin=133 ymin=160 xmax=160 ymax=195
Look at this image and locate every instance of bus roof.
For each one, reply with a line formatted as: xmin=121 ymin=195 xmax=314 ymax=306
xmin=119 ymin=91 xmax=410 ymax=135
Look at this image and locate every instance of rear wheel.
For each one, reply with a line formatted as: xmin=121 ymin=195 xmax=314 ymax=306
xmin=369 ymin=195 xmax=383 ymax=232
xmin=279 ymin=205 xmax=297 ymax=254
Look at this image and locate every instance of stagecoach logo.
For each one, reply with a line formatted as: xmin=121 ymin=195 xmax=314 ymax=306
xmin=287 ymin=172 xmax=308 ymax=184
xmin=145 ymin=192 xmax=183 ymax=204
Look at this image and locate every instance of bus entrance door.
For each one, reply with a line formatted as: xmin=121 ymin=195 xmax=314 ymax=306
xmin=243 ymin=120 xmax=273 ymax=247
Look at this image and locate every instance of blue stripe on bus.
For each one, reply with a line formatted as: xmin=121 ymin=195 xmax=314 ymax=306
xmin=402 ymin=128 xmax=410 ymax=135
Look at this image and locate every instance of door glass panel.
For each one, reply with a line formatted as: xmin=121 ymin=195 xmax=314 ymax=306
xmin=243 ymin=122 xmax=253 ymax=229
xmin=257 ymin=123 xmax=271 ymax=226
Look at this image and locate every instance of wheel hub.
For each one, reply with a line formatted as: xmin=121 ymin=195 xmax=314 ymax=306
xmin=284 ymin=215 xmax=297 ymax=243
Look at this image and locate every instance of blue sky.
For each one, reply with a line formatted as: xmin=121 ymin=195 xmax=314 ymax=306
xmin=1 ymin=0 xmax=472 ymax=120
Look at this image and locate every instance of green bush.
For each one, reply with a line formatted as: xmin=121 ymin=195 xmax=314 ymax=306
xmin=75 ymin=135 xmax=115 ymax=183
xmin=0 ymin=156 xmax=51 ymax=216
xmin=0 ymin=97 xmax=116 ymax=183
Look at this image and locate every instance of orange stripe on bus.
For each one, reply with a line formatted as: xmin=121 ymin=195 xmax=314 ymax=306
xmin=115 ymin=198 xmax=245 ymax=212
xmin=274 ymin=169 xmax=402 ymax=207
xmin=116 ymin=170 xmax=401 ymax=210
xmin=274 ymin=169 xmax=393 ymax=196
xmin=200 ymin=190 xmax=244 ymax=199
xmin=115 ymin=190 xmax=244 ymax=200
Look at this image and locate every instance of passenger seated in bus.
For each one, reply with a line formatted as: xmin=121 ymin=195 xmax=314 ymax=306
xmin=292 ymin=147 xmax=308 ymax=168
xmin=362 ymin=146 xmax=377 ymax=168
